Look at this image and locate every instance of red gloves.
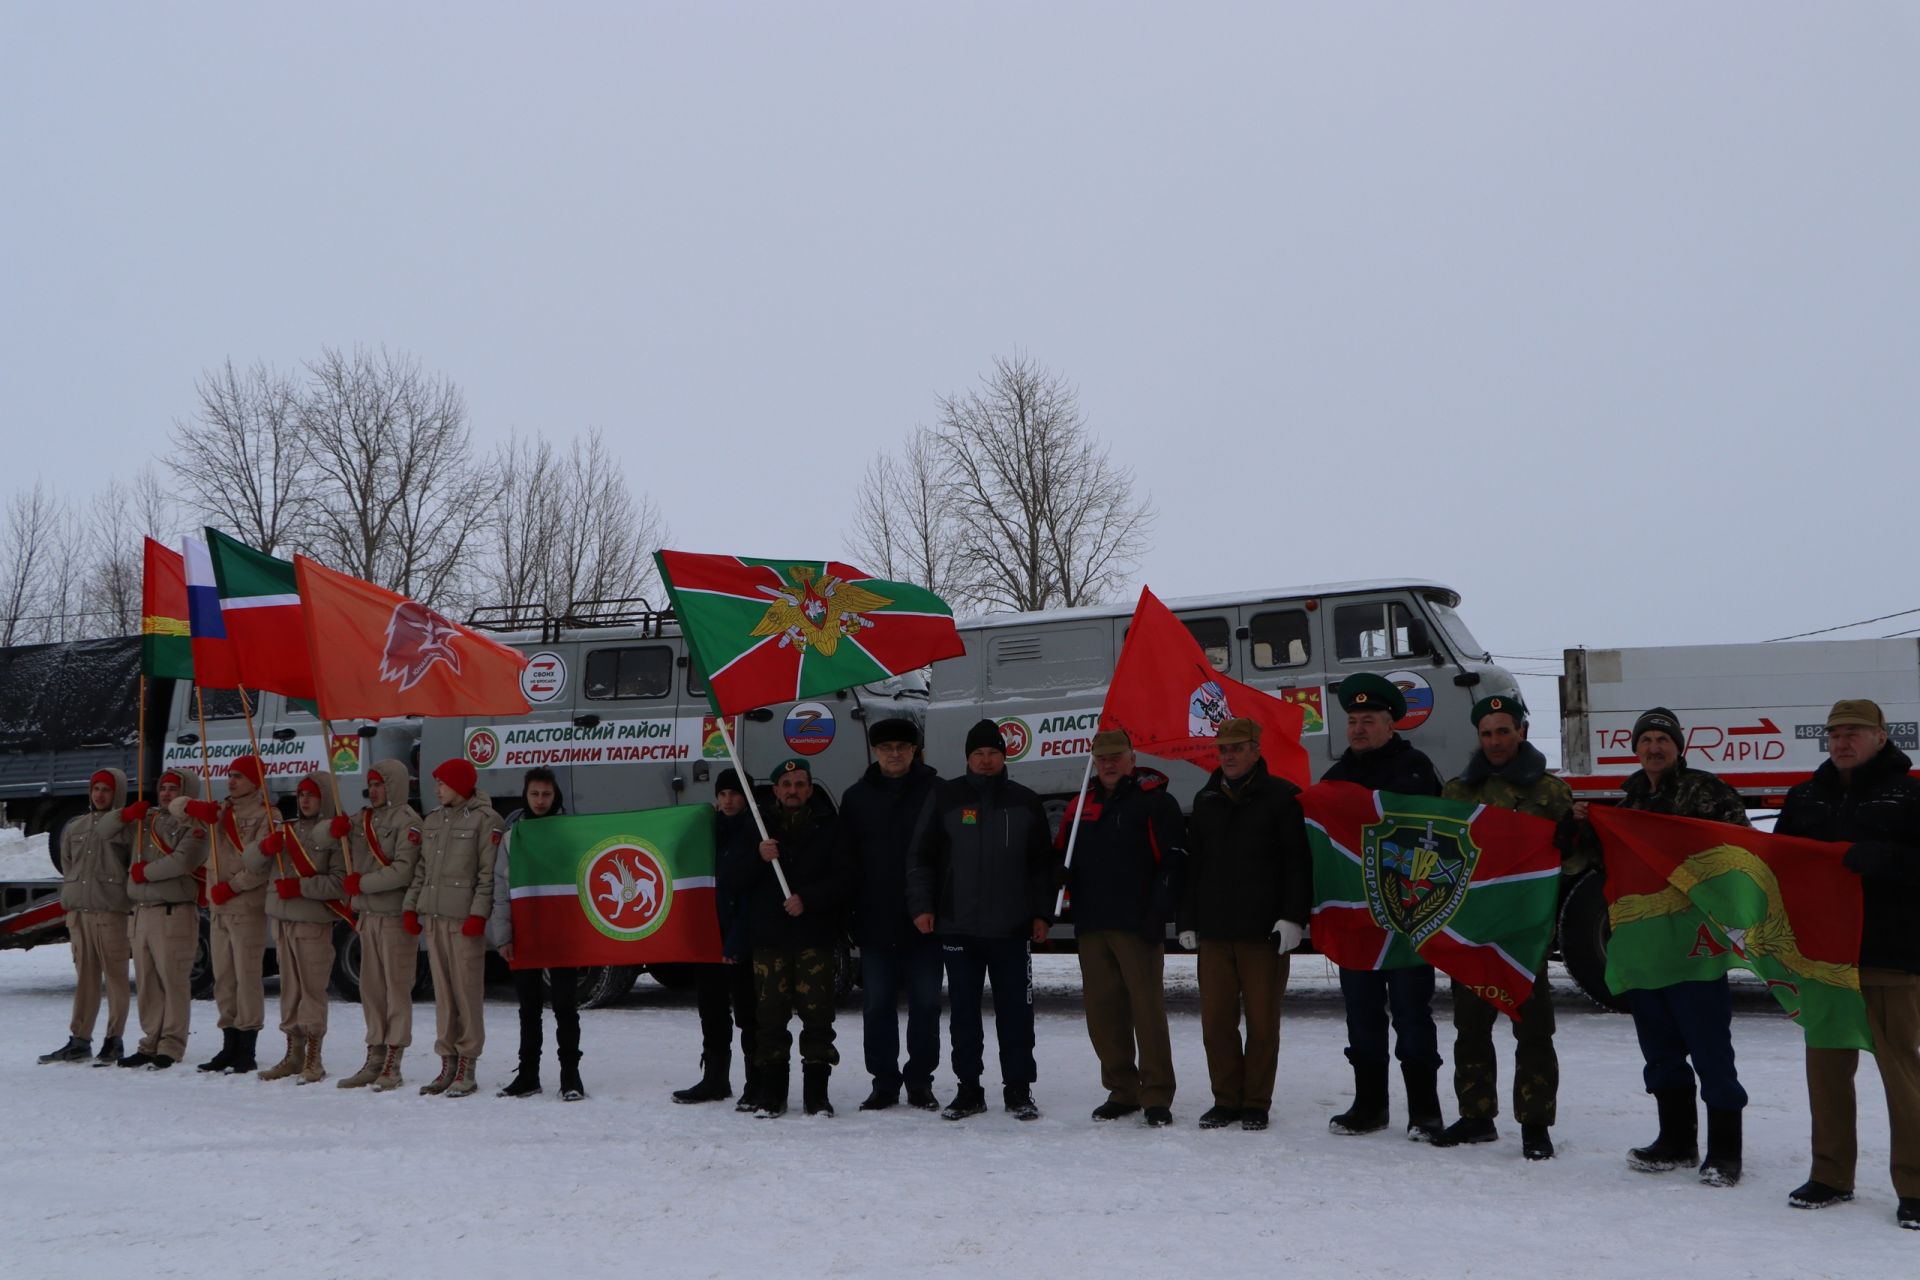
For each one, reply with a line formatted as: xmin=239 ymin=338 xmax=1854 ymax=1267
xmin=120 ymin=801 xmax=150 ymax=823
xmin=261 ymin=832 xmax=284 ymax=856
xmin=329 ymin=815 xmax=352 ymax=838
xmin=210 ymin=883 xmax=236 ymax=906
xmin=183 ymin=799 xmax=220 ymax=823
xmin=341 ymin=873 xmax=363 ymax=898
xmin=129 ymin=862 xmax=148 ymax=885
xmin=274 ymin=878 xmax=301 ymax=900
xmin=461 ymin=915 xmax=485 ymax=938
xmin=402 ymin=910 xmax=422 ymax=936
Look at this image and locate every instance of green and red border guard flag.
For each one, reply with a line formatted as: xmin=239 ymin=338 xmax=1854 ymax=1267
xmin=1305 ymin=782 xmax=1561 ymax=1018
xmin=205 ymin=528 xmax=315 ymax=701
xmin=1592 ymin=805 xmax=1872 ymax=1051
xmin=1101 ymin=587 xmax=1311 ymax=787
xmin=505 ymin=805 xmax=721 ymax=968
xmin=655 ymin=551 xmax=966 ymax=716
xmin=140 ymin=538 xmax=193 ymax=680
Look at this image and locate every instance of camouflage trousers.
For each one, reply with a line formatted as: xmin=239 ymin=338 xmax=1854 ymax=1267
xmin=752 ymin=946 xmax=838 ymax=1070
xmin=1450 ymin=978 xmax=1558 ymax=1125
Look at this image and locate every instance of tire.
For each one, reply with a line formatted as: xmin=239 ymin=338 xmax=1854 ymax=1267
xmin=569 ymin=965 xmax=639 ymax=1009
xmin=642 ymin=963 xmax=698 ymax=991
xmin=41 ymin=802 xmax=88 ymax=875
xmin=331 ymin=922 xmax=363 ymax=1003
xmin=1558 ymin=869 xmax=1629 ymax=1013
xmin=189 ymin=911 xmax=215 ymax=1000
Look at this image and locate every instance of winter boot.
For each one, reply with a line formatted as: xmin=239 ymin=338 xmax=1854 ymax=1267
xmin=1144 ymin=1106 xmax=1173 ymax=1127
xmin=1699 ymin=1108 xmax=1743 ymax=1187
xmin=1787 ymin=1180 xmax=1853 ymax=1210
xmin=672 ymin=1055 xmax=730 ymax=1104
xmin=370 ymin=1046 xmax=405 ymax=1092
xmin=735 ymin=1065 xmax=762 ymax=1113
xmin=905 ymin=1083 xmax=941 ymax=1111
xmin=860 ymin=1082 xmax=901 ymax=1112
xmin=258 ymin=1033 xmax=305 ymax=1082
xmin=1329 ymin=1063 xmax=1390 ymax=1136
xmin=803 ymin=1063 xmax=834 ymax=1117
xmin=1898 ymin=1198 xmax=1919 ymax=1230
xmin=1197 ymin=1105 xmax=1240 ymax=1130
xmin=38 ymin=1036 xmax=90 ymax=1065
xmin=1522 ymin=1124 xmax=1554 ymax=1161
xmin=92 ymin=1036 xmax=124 ymax=1067
xmin=118 ymin=1051 xmax=155 ymax=1070
xmin=146 ymin=1054 xmax=175 ymax=1071
xmin=1403 ymin=1065 xmax=1444 ymax=1143
xmin=296 ymin=1035 xmax=326 ymax=1085
xmin=419 ymin=1054 xmax=457 ymax=1096
xmin=196 ymin=1028 xmax=235 ymax=1073
xmin=498 ymin=1060 xmax=543 ymax=1098
xmin=337 ymin=1045 xmax=385 ymax=1090
xmin=227 ymin=1029 xmax=259 ymax=1074
xmin=1628 ymin=1086 xmax=1699 ymax=1172
xmin=1432 ymin=1116 xmax=1498 ymax=1147
xmin=942 ymin=1081 xmax=987 ymax=1121
xmin=1004 ymin=1085 xmax=1039 ymax=1121
xmin=559 ymin=1054 xmax=586 ymax=1102
xmin=443 ymin=1056 xmax=478 ymax=1098
xmin=754 ymin=1064 xmax=790 ymax=1118
xmin=1091 ymin=1100 xmax=1141 ymax=1122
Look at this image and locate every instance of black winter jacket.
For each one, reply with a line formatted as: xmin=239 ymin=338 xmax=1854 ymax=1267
xmin=722 ymin=802 xmax=852 ymax=951
xmin=906 ymin=770 xmax=1057 ymax=939
xmin=1775 ymin=745 xmax=1920 ymax=973
xmin=1322 ymin=734 xmax=1443 ymax=796
xmin=713 ymin=807 xmax=761 ymax=961
xmin=1178 ymin=760 xmax=1311 ymax=941
xmin=839 ymin=761 xmax=943 ymax=949
xmin=1060 ymin=771 xmax=1186 ymax=938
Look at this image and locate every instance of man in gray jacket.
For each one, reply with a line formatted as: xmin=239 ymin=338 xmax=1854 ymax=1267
xmin=40 ymin=768 xmax=136 ymax=1065
xmin=405 ymin=758 xmax=501 ymax=1098
xmin=334 ymin=758 xmax=424 ymax=1091
xmin=120 ymin=768 xmax=209 ymax=1070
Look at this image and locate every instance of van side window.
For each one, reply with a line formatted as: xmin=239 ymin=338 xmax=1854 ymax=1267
xmin=583 ymin=646 xmax=673 ymax=700
xmin=687 ymin=661 xmax=706 ymax=698
xmin=1250 ymin=610 xmax=1310 ymax=669
xmin=1181 ymin=617 xmax=1231 ymax=673
xmin=194 ymin=686 xmax=262 ymax=720
xmin=1334 ymin=603 xmax=1432 ymax=662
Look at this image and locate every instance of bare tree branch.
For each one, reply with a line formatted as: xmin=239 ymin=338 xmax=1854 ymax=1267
xmin=164 ymin=359 xmax=307 ymax=553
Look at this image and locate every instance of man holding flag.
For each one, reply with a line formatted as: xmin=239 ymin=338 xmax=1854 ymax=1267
xmin=258 ymin=773 xmax=349 ymax=1085
xmin=179 ymin=755 xmax=275 ymax=1075
xmin=120 ymin=770 xmax=210 ymax=1071
xmin=336 ymin=759 xmax=425 ymax=1092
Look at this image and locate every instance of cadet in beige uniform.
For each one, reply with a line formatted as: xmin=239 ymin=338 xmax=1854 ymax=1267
xmin=336 ymin=758 xmax=424 ymax=1091
xmin=260 ymin=773 xmax=349 ymax=1084
xmin=177 ymin=754 xmax=275 ymax=1074
xmin=120 ymin=769 xmax=210 ymax=1070
xmin=405 ymin=759 xmax=501 ymax=1098
xmin=39 ymin=768 xmax=136 ymax=1065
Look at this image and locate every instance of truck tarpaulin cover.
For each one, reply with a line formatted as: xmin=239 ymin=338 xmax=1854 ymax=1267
xmin=0 ymin=638 xmax=142 ymax=753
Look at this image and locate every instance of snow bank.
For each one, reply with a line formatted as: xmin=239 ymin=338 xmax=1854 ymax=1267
xmin=0 ymin=827 xmax=56 ymax=880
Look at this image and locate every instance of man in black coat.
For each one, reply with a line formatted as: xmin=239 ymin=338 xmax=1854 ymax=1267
xmin=1774 ymin=699 xmax=1920 ymax=1230
xmin=1176 ymin=717 xmax=1311 ymax=1132
xmin=1321 ymin=673 xmax=1446 ymax=1142
xmin=907 ymin=718 xmax=1057 ymax=1122
xmin=1063 ymin=729 xmax=1185 ymax=1126
xmin=839 ymin=718 xmax=944 ymax=1112
xmin=672 ymin=768 xmax=763 ymax=1108
xmin=723 ymin=757 xmax=853 ymax=1118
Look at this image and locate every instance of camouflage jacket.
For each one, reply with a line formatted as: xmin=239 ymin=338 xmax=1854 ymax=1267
xmin=1443 ymin=742 xmax=1596 ymax=875
xmin=1617 ymin=764 xmax=1750 ymax=827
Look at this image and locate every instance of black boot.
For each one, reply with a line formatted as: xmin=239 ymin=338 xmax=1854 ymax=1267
xmin=497 ymin=1061 xmax=543 ymax=1098
xmin=38 ymin=1036 xmax=90 ymax=1065
xmin=226 ymin=1029 xmax=259 ymax=1074
xmin=1699 ymin=1108 xmax=1742 ymax=1187
xmin=92 ymin=1036 xmax=124 ymax=1067
xmin=196 ymin=1028 xmax=236 ymax=1073
xmin=673 ymin=1055 xmax=731 ymax=1104
xmin=905 ymin=1082 xmax=941 ymax=1111
xmin=1433 ymin=1116 xmax=1498 ymax=1146
xmin=1403 ymin=1064 xmax=1444 ymax=1143
xmin=1521 ymin=1123 xmax=1554 ymax=1161
xmin=754 ymin=1064 xmax=789 ymax=1118
xmin=1628 ymin=1086 xmax=1699 ymax=1172
xmin=559 ymin=1053 xmax=586 ymax=1102
xmin=942 ymin=1081 xmax=987 ymax=1121
xmin=1003 ymin=1085 xmax=1039 ymax=1121
xmin=1329 ymin=1063 xmax=1390 ymax=1136
xmin=860 ymin=1082 xmax=901 ymax=1111
xmin=735 ymin=1065 xmax=762 ymax=1113
xmin=803 ymin=1063 xmax=834 ymax=1117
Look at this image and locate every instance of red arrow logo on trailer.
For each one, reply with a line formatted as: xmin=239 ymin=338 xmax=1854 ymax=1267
xmin=1728 ymin=718 xmax=1780 ymax=736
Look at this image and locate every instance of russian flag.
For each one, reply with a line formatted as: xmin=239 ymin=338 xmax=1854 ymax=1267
xmin=183 ymin=537 xmax=242 ymax=689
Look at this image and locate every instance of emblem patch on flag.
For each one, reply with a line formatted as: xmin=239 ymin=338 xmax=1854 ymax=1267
xmin=1187 ymin=679 xmax=1231 ymax=736
xmin=579 ymin=840 xmax=673 ymax=942
xmin=1361 ymin=804 xmax=1481 ymax=947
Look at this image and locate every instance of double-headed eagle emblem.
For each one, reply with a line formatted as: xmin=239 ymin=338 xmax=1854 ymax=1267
xmin=750 ymin=566 xmax=892 ymax=658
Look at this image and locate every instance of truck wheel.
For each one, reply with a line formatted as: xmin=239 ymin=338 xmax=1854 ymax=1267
xmin=330 ymin=922 xmax=363 ymax=1003
xmin=41 ymin=802 xmax=88 ymax=875
xmin=1558 ymin=870 xmax=1629 ymax=1013
xmin=189 ymin=911 xmax=215 ymax=1000
xmin=642 ymin=963 xmax=697 ymax=991
xmin=570 ymin=965 xmax=639 ymax=1009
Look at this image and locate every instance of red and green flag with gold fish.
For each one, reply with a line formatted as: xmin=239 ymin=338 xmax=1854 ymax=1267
xmin=1592 ymin=805 xmax=1871 ymax=1051
xmin=654 ymin=551 xmax=966 ymax=717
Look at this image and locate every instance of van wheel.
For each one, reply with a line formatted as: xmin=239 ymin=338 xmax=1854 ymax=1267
xmin=1558 ymin=870 xmax=1629 ymax=1012
xmin=189 ymin=912 xmax=215 ymax=1000
xmin=571 ymin=965 xmax=639 ymax=1008
xmin=330 ymin=922 xmax=363 ymax=1002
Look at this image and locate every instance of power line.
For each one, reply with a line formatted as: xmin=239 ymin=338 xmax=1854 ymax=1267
xmin=1765 ymin=607 xmax=1920 ymax=643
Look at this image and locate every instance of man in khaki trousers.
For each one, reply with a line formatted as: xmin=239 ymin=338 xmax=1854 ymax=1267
xmin=39 ymin=769 xmax=137 ymax=1065
xmin=260 ymin=773 xmax=349 ymax=1084
xmin=175 ymin=754 xmax=275 ymax=1074
xmin=121 ymin=769 xmax=209 ymax=1070
xmin=404 ymin=759 xmax=500 ymax=1098
xmin=336 ymin=758 xmax=424 ymax=1091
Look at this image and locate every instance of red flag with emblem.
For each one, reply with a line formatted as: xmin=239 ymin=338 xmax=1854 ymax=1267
xmin=294 ymin=556 xmax=530 ymax=719
xmin=1100 ymin=587 xmax=1311 ymax=786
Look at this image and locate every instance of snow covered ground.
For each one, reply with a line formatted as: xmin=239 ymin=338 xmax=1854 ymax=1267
xmin=0 ymin=827 xmax=57 ymax=880
xmin=1 ymin=946 xmax=1911 ymax=1278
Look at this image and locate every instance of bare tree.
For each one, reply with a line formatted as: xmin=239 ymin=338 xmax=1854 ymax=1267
xmin=0 ymin=481 xmax=61 ymax=646
xmin=299 ymin=345 xmax=486 ymax=608
xmin=932 ymin=353 xmax=1154 ymax=612
xmin=164 ymin=359 xmax=307 ymax=553
xmin=79 ymin=467 xmax=180 ymax=637
xmin=845 ymin=427 xmax=964 ymax=599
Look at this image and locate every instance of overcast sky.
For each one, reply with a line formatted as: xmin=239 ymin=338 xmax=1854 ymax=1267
xmin=5 ymin=3 xmax=1916 ymax=709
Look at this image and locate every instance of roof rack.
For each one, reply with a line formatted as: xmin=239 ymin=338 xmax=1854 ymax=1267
xmin=558 ymin=597 xmax=675 ymax=638
xmin=464 ymin=602 xmax=557 ymax=637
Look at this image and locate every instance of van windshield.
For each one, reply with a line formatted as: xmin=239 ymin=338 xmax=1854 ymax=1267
xmin=1426 ymin=598 xmax=1487 ymax=661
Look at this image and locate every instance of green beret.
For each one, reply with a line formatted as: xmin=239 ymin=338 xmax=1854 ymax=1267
xmin=771 ymin=757 xmax=812 ymax=780
xmin=1337 ymin=672 xmax=1406 ymax=722
xmin=1471 ymin=693 xmax=1527 ymax=727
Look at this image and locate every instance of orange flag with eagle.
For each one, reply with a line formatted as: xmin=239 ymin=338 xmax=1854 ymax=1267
xmin=294 ymin=556 xmax=531 ymax=719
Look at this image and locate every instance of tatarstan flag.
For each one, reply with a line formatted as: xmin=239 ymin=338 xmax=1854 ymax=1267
xmin=506 ymin=805 xmax=721 ymax=968
xmin=140 ymin=538 xmax=193 ymax=680
xmin=655 ymin=551 xmax=966 ymax=717
xmin=183 ymin=536 xmax=242 ymax=689
xmin=1304 ymin=782 xmax=1562 ymax=1019
xmin=205 ymin=528 xmax=314 ymax=701
xmin=1101 ymin=586 xmax=1310 ymax=786
xmin=1592 ymin=805 xmax=1871 ymax=1051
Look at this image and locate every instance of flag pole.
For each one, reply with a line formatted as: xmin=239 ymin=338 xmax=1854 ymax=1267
xmin=1052 ymin=753 xmax=1095 ymax=918
xmin=717 ymin=712 xmax=791 ymax=900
